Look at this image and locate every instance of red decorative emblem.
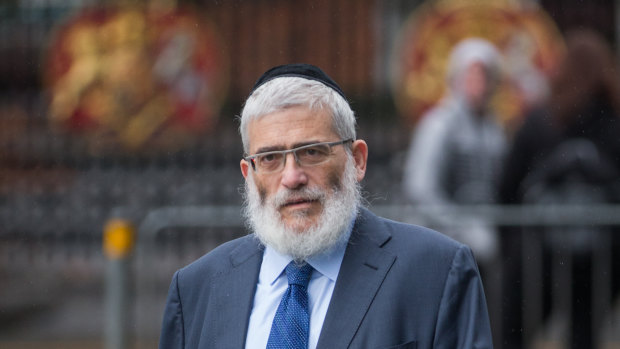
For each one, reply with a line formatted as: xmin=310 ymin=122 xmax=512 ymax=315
xmin=392 ymin=0 xmax=564 ymax=128
xmin=45 ymin=6 xmax=228 ymax=152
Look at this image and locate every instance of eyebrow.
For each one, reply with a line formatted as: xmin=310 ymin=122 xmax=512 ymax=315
xmin=254 ymin=140 xmax=322 ymax=154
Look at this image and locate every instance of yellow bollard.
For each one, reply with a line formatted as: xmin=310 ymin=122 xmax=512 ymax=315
xmin=104 ymin=218 xmax=136 ymax=349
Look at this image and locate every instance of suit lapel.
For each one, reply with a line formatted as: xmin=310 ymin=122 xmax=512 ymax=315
xmin=316 ymin=209 xmax=396 ymax=348
xmin=203 ymin=236 xmax=263 ymax=348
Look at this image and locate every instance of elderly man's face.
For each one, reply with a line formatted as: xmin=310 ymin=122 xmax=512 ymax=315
xmin=240 ymin=106 xmax=366 ymax=234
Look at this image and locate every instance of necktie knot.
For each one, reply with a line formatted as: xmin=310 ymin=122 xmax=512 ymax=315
xmin=285 ymin=262 xmax=313 ymax=287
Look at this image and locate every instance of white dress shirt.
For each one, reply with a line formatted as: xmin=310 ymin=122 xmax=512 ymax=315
xmin=245 ymin=227 xmax=351 ymax=349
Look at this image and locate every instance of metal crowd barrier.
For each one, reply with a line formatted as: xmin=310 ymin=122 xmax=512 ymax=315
xmin=136 ymin=204 xmax=620 ymax=234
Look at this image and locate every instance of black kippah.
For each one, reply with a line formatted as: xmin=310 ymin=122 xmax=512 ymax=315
xmin=250 ymin=63 xmax=346 ymax=99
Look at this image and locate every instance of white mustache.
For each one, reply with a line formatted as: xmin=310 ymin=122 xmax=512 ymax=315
xmin=271 ymin=187 xmax=326 ymax=208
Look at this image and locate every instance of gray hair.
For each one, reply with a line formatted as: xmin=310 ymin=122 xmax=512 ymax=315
xmin=239 ymin=77 xmax=356 ymax=154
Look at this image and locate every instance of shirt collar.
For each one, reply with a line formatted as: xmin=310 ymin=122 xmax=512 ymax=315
xmin=260 ymin=218 xmax=354 ymax=285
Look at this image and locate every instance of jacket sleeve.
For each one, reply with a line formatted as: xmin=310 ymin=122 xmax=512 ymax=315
xmin=159 ymin=271 xmax=185 ymax=349
xmin=433 ymin=245 xmax=493 ymax=348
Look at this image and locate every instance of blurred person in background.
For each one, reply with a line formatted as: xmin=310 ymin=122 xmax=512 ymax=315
xmin=403 ymin=38 xmax=507 ymax=266
xmin=499 ymin=28 xmax=620 ymax=349
xmin=159 ymin=63 xmax=493 ymax=348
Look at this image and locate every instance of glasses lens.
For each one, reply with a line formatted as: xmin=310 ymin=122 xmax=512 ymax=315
xmin=256 ymin=153 xmax=284 ymax=172
xmin=295 ymin=143 xmax=331 ymax=166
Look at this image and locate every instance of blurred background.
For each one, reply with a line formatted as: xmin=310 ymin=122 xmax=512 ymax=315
xmin=1 ymin=0 xmax=619 ymax=348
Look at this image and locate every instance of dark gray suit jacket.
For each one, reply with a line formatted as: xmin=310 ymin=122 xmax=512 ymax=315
xmin=159 ymin=208 xmax=492 ymax=348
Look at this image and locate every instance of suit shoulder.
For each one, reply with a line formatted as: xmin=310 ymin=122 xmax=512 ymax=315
xmin=368 ymin=213 xmax=478 ymax=282
xmin=392 ymin=218 xmax=460 ymax=247
xmin=364 ymin=211 xmax=464 ymax=257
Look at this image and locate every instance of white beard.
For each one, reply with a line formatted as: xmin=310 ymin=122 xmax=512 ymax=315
xmin=242 ymin=157 xmax=361 ymax=261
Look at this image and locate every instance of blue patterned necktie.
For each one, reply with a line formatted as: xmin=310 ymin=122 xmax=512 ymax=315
xmin=266 ymin=261 xmax=314 ymax=349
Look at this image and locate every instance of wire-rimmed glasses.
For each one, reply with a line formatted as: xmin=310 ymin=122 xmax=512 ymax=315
xmin=244 ymin=139 xmax=353 ymax=173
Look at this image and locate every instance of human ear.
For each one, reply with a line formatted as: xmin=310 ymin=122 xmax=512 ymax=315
xmin=351 ymin=140 xmax=368 ymax=182
xmin=240 ymin=159 xmax=250 ymax=178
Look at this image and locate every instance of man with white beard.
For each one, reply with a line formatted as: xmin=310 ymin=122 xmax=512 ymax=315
xmin=159 ymin=64 xmax=493 ymax=349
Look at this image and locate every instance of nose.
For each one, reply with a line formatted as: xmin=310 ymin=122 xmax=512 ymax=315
xmin=280 ymin=152 xmax=308 ymax=189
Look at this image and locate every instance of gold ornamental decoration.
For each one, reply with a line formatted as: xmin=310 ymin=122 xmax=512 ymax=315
xmin=45 ymin=5 xmax=228 ymax=153
xmin=392 ymin=0 xmax=564 ymax=128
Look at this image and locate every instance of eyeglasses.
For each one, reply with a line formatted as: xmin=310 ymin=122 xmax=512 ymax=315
xmin=244 ymin=139 xmax=353 ymax=173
